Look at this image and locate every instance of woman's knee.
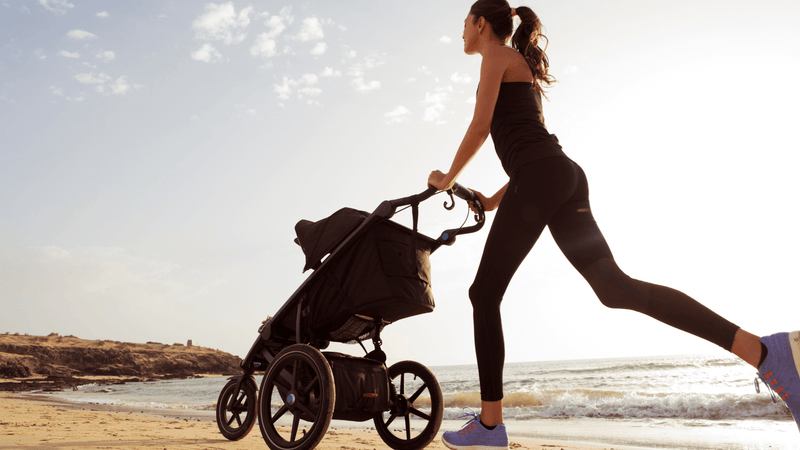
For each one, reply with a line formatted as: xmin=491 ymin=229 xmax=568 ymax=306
xmin=468 ymin=283 xmax=503 ymax=312
xmin=580 ymin=258 xmax=647 ymax=311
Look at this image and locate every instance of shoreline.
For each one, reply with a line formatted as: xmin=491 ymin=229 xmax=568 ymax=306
xmin=2 ymin=392 xmax=651 ymax=450
xmin=0 ymin=372 xmax=230 ymax=393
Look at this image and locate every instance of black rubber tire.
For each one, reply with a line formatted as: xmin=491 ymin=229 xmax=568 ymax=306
xmin=258 ymin=344 xmax=335 ymax=450
xmin=374 ymin=360 xmax=444 ymax=450
xmin=216 ymin=378 xmax=258 ymax=440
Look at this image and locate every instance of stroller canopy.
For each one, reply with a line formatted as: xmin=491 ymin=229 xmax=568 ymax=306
xmin=295 ymin=207 xmax=369 ymax=272
xmin=290 ymin=207 xmax=436 ymax=343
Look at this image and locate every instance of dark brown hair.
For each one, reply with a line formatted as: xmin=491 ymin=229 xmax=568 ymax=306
xmin=469 ymin=0 xmax=556 ymax=93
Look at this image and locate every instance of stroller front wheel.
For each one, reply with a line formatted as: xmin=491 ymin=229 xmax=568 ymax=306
xmin=258 ymin=344 xmax=335 ymax=450
xmin=374 ymin=360 xmax=444 ymax=450
xmin=216 ymin=377 xmax=258 ymax=440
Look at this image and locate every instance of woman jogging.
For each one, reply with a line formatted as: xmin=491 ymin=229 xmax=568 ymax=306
xmin=427 ymin=1 xmax=800 ymax=448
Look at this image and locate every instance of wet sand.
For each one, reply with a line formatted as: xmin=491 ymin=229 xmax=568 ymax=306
xmin=0 ymin=392 xmax=650 ymax=450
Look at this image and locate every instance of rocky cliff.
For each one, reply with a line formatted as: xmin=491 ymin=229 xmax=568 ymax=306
xmin=0 ymin=333 xmax=241 ymax=391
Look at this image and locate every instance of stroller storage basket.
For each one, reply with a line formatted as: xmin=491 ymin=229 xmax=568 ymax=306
xmin=324 ymin=352 xmax=390 ymax=421
xmin=285 ymin=209 xmax=437 ymax=343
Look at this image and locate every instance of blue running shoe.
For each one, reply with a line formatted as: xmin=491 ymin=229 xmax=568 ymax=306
xmin=442 ymin=410 xmax=508 ymax=450
xmin=756 ymin=331 xmax=800 ymax=431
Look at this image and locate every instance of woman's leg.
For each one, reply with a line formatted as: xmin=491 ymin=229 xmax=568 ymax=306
xmin=548 ymin=163 xmax=751 ymax=358
xmin=469 ymin=158 xmax=579 ymax=423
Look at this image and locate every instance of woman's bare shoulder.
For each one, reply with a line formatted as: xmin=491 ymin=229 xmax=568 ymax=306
xmin=488 ymin=46 xmax=532 ymax=83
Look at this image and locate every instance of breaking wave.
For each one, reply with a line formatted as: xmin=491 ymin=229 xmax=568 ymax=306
xmin=441 ymin=389 xmax=792 ymax=421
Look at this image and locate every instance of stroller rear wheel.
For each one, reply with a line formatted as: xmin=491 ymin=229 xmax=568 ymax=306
xmin=216 ymin=377 xmax=258 ymax=440
xmin=258 ymin=344 xmax=335 ymax=450
xmin=374 ymin=360 xmax=443 ymax=450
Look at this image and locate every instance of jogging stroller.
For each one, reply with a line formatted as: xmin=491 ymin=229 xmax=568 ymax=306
xmin=215 ymin=184 xmax=485 ymax=450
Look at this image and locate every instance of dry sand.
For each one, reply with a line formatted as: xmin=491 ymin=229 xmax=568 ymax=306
xmin=0 ymin=392 xmax=642 ymax=450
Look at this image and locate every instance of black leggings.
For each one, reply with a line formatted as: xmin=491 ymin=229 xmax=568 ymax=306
xmin=469 ymin=156 xmax=740 ymax=402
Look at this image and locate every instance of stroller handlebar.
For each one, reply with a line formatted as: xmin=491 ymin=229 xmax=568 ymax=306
xmin=384 ymin=182 xmax=485 ymax=247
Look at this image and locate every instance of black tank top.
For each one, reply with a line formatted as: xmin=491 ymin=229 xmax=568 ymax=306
xmin=491 ymin=82 xmax=565 ymax=175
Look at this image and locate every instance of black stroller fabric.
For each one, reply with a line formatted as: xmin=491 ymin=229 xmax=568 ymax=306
xmin=324 ymin=352 xmax=390 ymax=421
xmin=295 ymin=207 xmax=369 ymax=272
xmin=293 ymin=208 xmax=436 ymax=343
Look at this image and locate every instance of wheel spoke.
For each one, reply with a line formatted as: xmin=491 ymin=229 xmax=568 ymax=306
xmin=290 ymin=413 xmax=300 ymax=442
xmin=385 ymin=413 xmax=397 ymax=427
xmin=408 ymin=384 xmax=427 ymax=403
xmin=405 ymin=415 xmax=411 ymax=440
xmin=295 ymin=398 xmax=317 ymax=419
xmin=399 ymin=373 xmax=405 ymax=395
xmin=410 ymin=407 xmax=431 ymax=421
xmin=272 ymin=404 xmax=289 ymax=423
xmin=226 ymin=412 xmax=238 ymax=426
xmin=272 ymin=374 xmax=292 ymax=392
xmin=299 ymin=374 xmax=320 ymax=395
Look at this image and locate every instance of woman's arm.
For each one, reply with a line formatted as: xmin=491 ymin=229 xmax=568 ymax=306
xmin=472 ymin=182 xmax=508 ymax=212
xmin=428 ymin=50 xmax=507 ymax=191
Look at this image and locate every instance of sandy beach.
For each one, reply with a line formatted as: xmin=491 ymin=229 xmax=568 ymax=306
xmin=0 ymin=393 xmax=649 ymax=450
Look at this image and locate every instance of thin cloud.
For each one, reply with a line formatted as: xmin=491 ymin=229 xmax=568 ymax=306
xmin=422 ymin=87 xmax=452 ymax=124
xmin=261 ymin=7 xmax=294 ymax=38
xmin=310 ymin=42 xmax=327 ymax=56
xmin=96 ymin=11 xmax=109 ymax=18
xmin=385 ymin=106 xmax=411 ymax=124
xmin=451 ymin=72 xmax=472 ymax=84
xmin=67 ymin=29 xmax=98 ymax=40
xmin=351 ymin=78 xmax=380 ymax=92
xmin=38 ymin=0 xmax=73 ymax=15
xmin=273 ymin=73 xmax=322 ymax=101
xmin=96 ymin=50 xmax=115 ymax=62
xmin=110 ymin=76 xmax=131 ymax=95
xmin=347 ymin=53 xmax=385 ymax=93
xmin=49 ymin=86 xmax=85 ymax=102
xmin=320 ymin=67 xmax=341 ymax=77
xmin=73 ymin=72 xmax=111 ymax=84
xmin=192 ymin=2 xmax=253 ymax=45
xmin=249 ymin=7 xmax=293 ymax=59
xmin=59 ymin=50 xmax=79 ymax=58
xmin=191 ymin=43 xmax=225 ymax=63
xmin=250 ymin=33 xmax=277 ymax=57
xmin=297 ymin=86 xmax=322 ymax=97
xmin=440 ymin=36 xmax=452 ymax=44
xmin=295 ymin=17 xmax=324 ymax=42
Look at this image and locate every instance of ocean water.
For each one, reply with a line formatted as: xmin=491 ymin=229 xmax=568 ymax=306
xmin=30 ymin=354 xmax=800 ymax=450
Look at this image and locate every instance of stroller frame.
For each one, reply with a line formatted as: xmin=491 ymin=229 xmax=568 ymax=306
xmin=215 ymin=184 xmax=484 ymax=450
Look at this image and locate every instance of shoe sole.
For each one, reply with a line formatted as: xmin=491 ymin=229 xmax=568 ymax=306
xmin=442 ymin=436 xmax=509 ymax=450
xmin=442 ymin=442 xmax=509 ymax=450
xmin=791 ymin=331 xmax=800 ymax=378
xmin=791 ymin=331 xmax=800 ymax=431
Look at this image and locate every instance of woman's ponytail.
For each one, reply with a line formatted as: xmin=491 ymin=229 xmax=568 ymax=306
xmin=511 ymin=6 xmax=555 ymax=93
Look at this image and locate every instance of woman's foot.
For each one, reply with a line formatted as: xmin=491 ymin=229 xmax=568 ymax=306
xmin=442 ymin=411 xmax=509 ymax=450
xmin=757 ymin=331 xmax=800 ymax=431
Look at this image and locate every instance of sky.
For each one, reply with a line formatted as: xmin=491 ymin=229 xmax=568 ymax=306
xmin=2 ymin=0 xmax=800 ymax=369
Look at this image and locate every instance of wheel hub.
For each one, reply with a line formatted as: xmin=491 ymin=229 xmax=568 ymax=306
xmin=392 ymin=394 xmax=410 ymax=416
